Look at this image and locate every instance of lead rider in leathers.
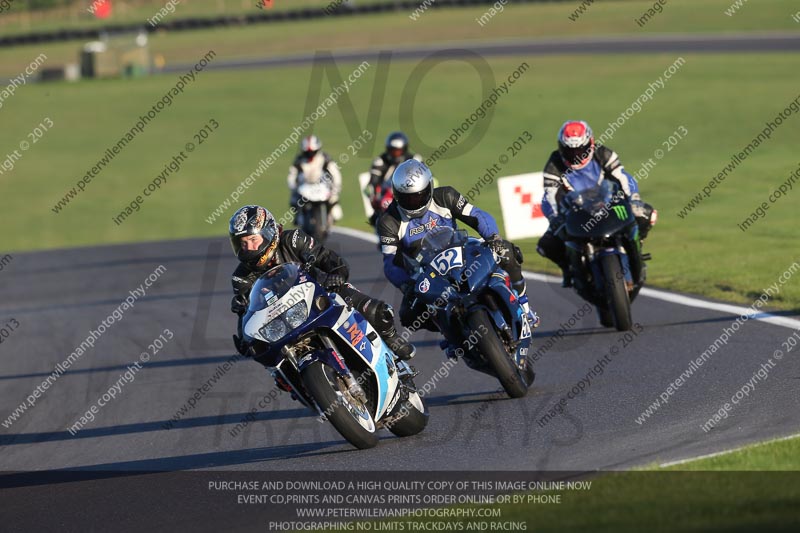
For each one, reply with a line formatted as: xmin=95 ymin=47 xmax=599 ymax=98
xmin=228 ymin=206 xmax=415 ymax=394
xmin=377 ymin=160 xmax=538 ymax=348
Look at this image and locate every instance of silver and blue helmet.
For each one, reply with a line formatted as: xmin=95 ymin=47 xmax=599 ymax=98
xmin=391 ymin=159 xmax=433 ymax=218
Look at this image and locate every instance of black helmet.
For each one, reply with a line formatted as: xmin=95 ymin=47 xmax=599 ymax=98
xmin=385 ymin=131 xmax=409 ymax=164
xmin=229 ymin=205 xmax=280 ymax=269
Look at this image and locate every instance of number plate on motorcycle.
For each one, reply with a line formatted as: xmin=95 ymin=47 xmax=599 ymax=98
xmin=520 ymin=316 xmax=532 ymax=339
xmin=431 ymin=247 xmax=464 ymax=275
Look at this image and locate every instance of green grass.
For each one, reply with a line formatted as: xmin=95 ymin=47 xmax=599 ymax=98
xmin=480 ymin=437 xmax=800 ymax=530
xmin=462 ymin=473 xmax=800 ymax=532
xmin=366 ymin=471 xmax=800 ymax=532
xmin=314 ymin=438 xmax=800 ymax=532
xmin=1 ymin=0 xmax=799 ymax=77
xmin=658 ymin=435 xmax=800 ymax=471
xmin=2 ymin=51 xmax=797 ymax=310
xmin=0 ymin=0 xmax=800 ymax=310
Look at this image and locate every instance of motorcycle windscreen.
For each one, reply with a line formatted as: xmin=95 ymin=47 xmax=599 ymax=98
xmin=416 ymin=226 xmax=469 ymax=266
xmin=247 ymin=263 xmax=300 ymax=313
xmin=563 ymin=182 xmax=634 ymax=238
xmin=298 ymin=182 xmax=332 ymax=203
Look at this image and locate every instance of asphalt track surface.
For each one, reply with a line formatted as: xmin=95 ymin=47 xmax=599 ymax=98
xmin=163 ymin=32 xmax=800 ymax=73
xmin=1 ymin=228 xmax=798 ymax=476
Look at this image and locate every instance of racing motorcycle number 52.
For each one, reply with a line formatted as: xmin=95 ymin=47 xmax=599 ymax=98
xmin=431 ymin=247 xmax=464 ymax=275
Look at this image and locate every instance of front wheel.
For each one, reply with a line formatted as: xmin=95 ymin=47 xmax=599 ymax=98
xmin=303 ymin=203 xmax=328 ymax=243
xmin=301 ymin=362 xmax=378 ymax=449
xmin=467 ymin=309 xmax=529 ymax=398
xmin=596 ymin=305 xmax=614 ymax=328
xmin=600 ymin=255 xmax=632 ymax=331
xmin=387 ymin=387 xmax=428 ymax=437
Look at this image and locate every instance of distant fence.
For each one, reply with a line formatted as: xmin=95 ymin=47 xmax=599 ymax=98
xmin=0 ymin=0 xmax=570 ymax=48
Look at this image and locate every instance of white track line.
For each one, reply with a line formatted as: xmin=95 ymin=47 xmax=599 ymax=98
xmin=523 ymin=274 xmax=800 ymax=331
xmin=333 ymin=227 xmax=799 ymax=468
xmin=332 ymin=226 xmax=800 ymax=331
xmin=659 ymin=432 xmax=800 ymax=468
xmin=333 ymin=225 xmax=379 ymax=244
xmin=637 ymin=287 xmax=800 ymax=330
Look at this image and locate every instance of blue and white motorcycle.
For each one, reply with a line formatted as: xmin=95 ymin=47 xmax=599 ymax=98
xmin=404 ymin=227 xmax=536 ymax=398
xmin=241 ymin=262 xmax=427 ymax=449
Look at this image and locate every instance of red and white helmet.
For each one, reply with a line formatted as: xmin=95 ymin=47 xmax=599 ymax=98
xmin=300 ymin=135 xmax=322 ymax=158
xmin=557 ymin=120 xmax=594 ymax=170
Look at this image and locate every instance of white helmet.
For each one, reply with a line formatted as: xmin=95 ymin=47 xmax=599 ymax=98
xmin=391 ymin=159 xmax=433 ymax=218
xmin=300 ymin=135 xmax=322 ymax=158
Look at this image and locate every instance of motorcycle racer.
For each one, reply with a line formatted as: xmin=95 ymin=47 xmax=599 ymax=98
xmin=228 ymin=206 xmax=416 ymax=394
xmin=377 ymin=160 xmax=538 ymax=337
xmin=287 ymin=135 xmax=343 ymax=224
xmin=365 ymin=131 xmax=423 ymax=227
xmin=537 ymin=120 xmax=656 ymax=287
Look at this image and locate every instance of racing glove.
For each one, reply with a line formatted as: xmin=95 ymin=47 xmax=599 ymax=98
xmin=230 ymin=294 xmax=249 ymax=315
xmin=322 ymin=272 xmax=347 ymax=291
xmin=232 ymin=334 xmax=256 ymax=357
xmin=549 ymin=214 xmax=567 ymax=239
xmin=630 ymin=199 xmax=647 ymax=219
xmin=313 ymin=268 xmax=347 ymax=291
xmin=482 ymin=234 xmax=506 ymax=256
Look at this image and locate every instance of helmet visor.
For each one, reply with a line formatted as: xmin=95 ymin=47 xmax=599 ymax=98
xmin=397 ymin=183 xmax=432 ymax=212
xmin=256 ymin=237 xmax=279 ymax=267
xmin=560 ymin=144 xmax=591 ymax=166
xmin=230 ymin=236 xmax=243 ymax=257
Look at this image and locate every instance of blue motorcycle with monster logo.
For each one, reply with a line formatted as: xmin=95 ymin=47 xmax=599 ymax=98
xmin=560 ymin=180 xmax=649 ymax=331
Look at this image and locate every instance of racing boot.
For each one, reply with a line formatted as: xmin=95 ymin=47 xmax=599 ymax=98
xmin=331 ymin=203 xmax=343 ymax=222
xmin=375 ymin=306 xmax=416 ymax=361
xmin=518 ymin=294 xmax=540 ymax=329
xmin=381 ymin=325 xmax=416 ymax=361
xmin=360 ymin=299 xmax=416 ymax=361
xmin=512 ymin=281 xmax=541 ymax=329
xmin=439 ymin=339 xmax=460 ymax=360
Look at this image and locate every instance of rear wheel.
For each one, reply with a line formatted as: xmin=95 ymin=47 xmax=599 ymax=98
xmin=600 ymin=255 xmax=632 ymax=331
xmin=467 ymin=309 xmax=529 ymax=398
xmin=301 ymin=362 xmax=378 ymax=449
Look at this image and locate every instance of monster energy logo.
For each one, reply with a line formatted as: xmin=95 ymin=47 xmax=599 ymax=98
xmin=581 ymin=200 xmax=629 ymax=232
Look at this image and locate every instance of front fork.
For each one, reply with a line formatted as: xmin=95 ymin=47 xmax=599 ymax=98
xmin=283 ymin=339 xmax=367 ymax=416
xmin=567 ymin=240 xmax=636 ymax=300
xmin=593 ymin=248 xmax=634 ymax=292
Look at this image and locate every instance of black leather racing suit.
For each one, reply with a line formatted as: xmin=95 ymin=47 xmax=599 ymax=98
xmin=231 ymin=228 xmax=411 ymax=364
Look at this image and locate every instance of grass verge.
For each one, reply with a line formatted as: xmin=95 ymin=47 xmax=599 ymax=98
xmin=1 ymin=0 xmax=799 ymax=76
xmin=2 ymin=51 xmax=797 ymax=310
xmin=312 ymin=438 xmax=800 ymax=532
